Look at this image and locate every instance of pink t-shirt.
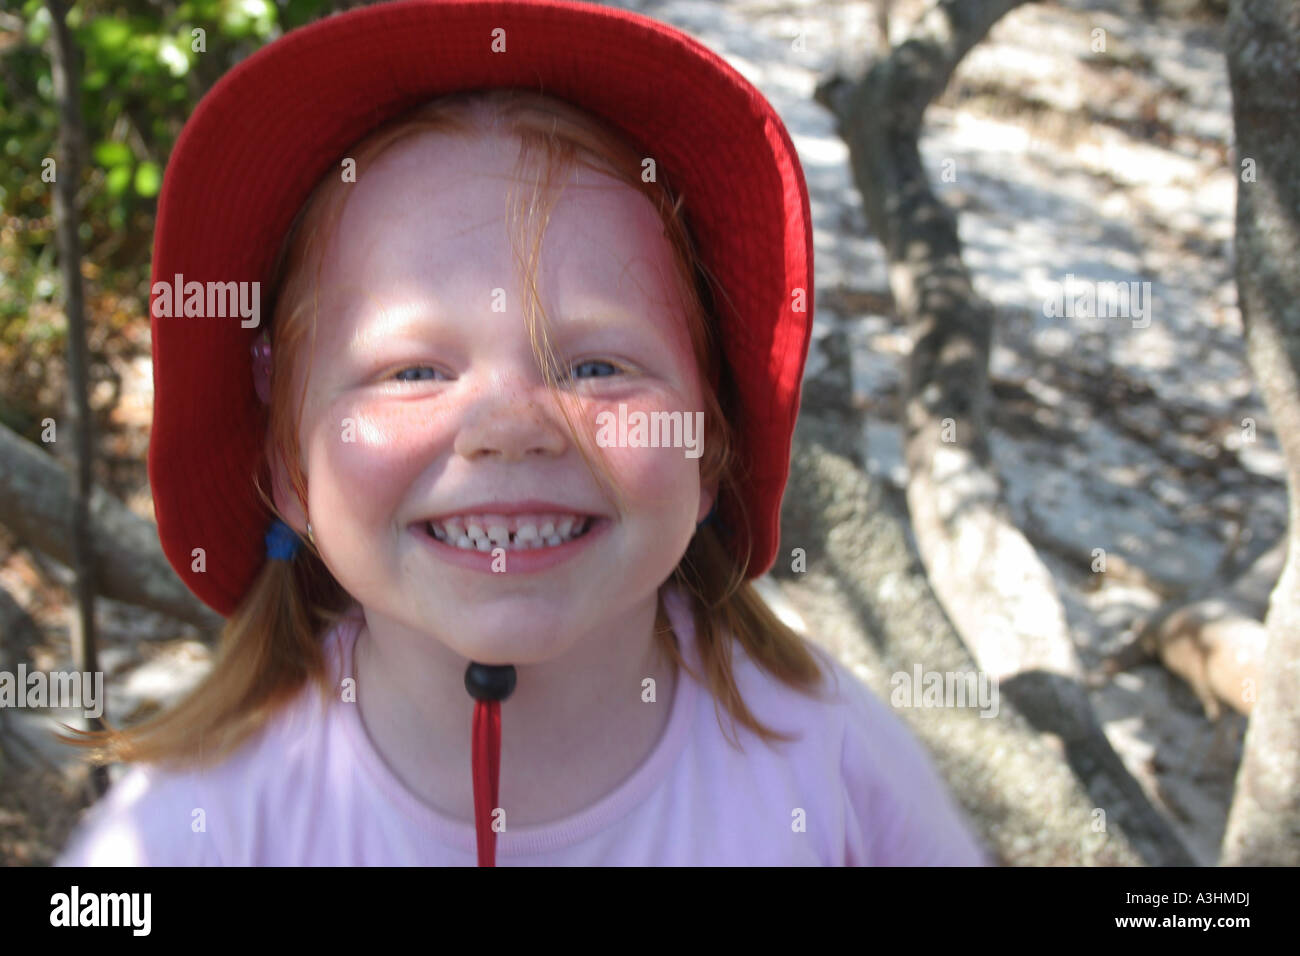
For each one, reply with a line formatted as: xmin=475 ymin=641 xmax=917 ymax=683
xmin=57 ymin=583 xmax=988 ymax=866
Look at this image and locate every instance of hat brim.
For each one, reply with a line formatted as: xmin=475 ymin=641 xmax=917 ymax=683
xmin=148 ymin=0 xmax=813 ymax=616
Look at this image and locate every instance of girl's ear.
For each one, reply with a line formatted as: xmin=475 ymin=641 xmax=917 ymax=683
xmin=697 ymin=484 xmax=718 ymax=525
xmin=265 ymin=432 xmax=309 ymax=535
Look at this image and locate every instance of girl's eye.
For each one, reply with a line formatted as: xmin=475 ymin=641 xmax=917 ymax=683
xmin=392 ymin=365 xmax=445 ymax=383
xmin=569 ymin=359 xmax=621 ymax=380
xmin=387 ymin=361 xmax=620 ymax=383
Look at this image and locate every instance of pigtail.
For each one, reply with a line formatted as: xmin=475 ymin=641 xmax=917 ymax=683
xmin=55 ymin=542 xmax=352 ymax=770
xmin=663 ymin=497 xmax=828 ymax=752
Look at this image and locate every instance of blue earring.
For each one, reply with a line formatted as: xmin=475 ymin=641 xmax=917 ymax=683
xmin=697 ymin=502 xmax=719 ymax=530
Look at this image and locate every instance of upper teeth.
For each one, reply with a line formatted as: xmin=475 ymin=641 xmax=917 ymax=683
xmin=426 ymin=513 xmax=591 ymax=550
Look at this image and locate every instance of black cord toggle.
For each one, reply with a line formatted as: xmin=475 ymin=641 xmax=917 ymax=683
xmin=464 ymin=662 xmax=517 ymax=702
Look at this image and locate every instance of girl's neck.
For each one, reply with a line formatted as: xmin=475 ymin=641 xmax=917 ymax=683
xmin=351 ymin=592 xmax=679 ymax=828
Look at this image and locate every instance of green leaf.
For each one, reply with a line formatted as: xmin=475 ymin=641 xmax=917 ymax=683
xmin=106 ymin=164 xmax=132 ymax=197
xmin=27 ymin=7 xmax=51 ymax=46
xmin=134 ymin=162 xmax=161 ymax=197
xmin=93 ymin=140 xmax=132 ymax=168
xmin=87 ymin=18 xmax=132 ymax=54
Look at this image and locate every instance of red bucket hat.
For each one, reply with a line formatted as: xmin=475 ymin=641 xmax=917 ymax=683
xmin=148 ymin=0 xmax=814 ymax=620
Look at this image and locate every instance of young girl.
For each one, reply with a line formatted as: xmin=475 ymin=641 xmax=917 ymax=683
xmin=56 ymin=0 xmax=988 ymax=866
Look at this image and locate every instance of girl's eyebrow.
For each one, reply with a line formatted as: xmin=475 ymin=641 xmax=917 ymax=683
xmin=560 ymin=305 xmax=677 ymax=333
xmin=552 ymin=312 xmax=676 ymax=355
xmin=346 ymin=300 xmax=442 ymax=346
xmin=554 ymin=313 xmax=633 ymax=333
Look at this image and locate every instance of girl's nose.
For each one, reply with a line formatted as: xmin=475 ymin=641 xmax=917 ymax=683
xmin=452 ymin=388 xmax=569 ymax=463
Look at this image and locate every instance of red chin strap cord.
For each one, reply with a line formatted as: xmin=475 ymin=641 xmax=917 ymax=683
xmin=464 ymin=663 xmax=517 ymax=867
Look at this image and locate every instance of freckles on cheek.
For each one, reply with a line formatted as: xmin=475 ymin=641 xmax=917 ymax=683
xmin=310 ymin=401 xmax=452 ymax=506
xmin=603 ymin=446 xmax=695 ymax=509
xmin=586 ymin=395 xmax=702 ymax=507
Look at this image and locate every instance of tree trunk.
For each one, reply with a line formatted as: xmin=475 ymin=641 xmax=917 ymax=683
xmin=813 ymin=0 xmax=1195 ymax=863
xmin=0 ymin=423 xmax=223 ymax=635
xmin=814 ymin=0 xmax=1083 ymax=692
xmin=0 ymin=582 xmax=42 ymax=661
xmin=1221 ymin=0 xmax=1300 ymax=867
xmin=45 ymin=0 xmax=106 ymax=796
xmin=777 ymin=378 xmax=1193 ymax=864
xmin=1103 ymin=534 xmax=1281 ymax=719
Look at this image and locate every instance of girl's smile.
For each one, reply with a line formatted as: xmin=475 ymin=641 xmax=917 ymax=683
xmin=411 ymin=512 xmax=614 ymax=574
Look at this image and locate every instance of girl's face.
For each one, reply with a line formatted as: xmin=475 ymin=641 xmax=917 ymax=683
xmin=273 ymin=131 xmax=714 ymax=664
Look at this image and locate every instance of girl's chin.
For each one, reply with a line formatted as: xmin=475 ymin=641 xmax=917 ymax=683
xmin=441 ymin=641 xmax=576 ymax=668
xmin=415 ymin=611 xmax=584 ymax=664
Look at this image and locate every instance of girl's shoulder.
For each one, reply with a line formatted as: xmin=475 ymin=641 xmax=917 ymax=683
xmin=804 ymin=654 xmax=990 ymax=865
xmin=692 ymin=596 xmax=988 ymax=865
xmin=57 ymin=611 xmax=363 ymax=867
xmin=55 ymin=761 xmax=222 ymax=866
xmin=683 ymin=582 xmax=941 ymax=775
